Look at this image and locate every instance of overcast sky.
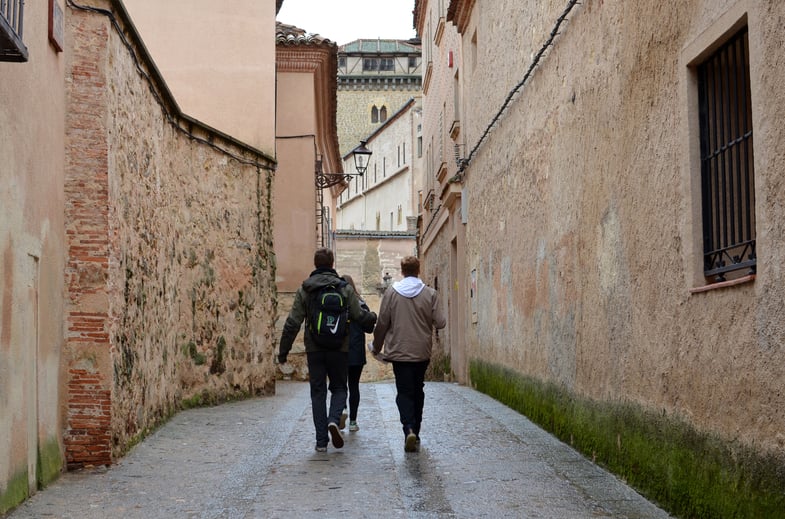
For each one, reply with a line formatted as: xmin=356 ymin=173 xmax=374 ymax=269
xmin=277 ymin=0 xmax=417 ymax=45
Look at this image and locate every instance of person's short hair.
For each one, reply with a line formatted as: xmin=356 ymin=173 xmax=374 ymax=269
xmin=314 ymin=248 xmax=334 ymax=269
xmin=400 ymin=255 xmax=420 ymax=277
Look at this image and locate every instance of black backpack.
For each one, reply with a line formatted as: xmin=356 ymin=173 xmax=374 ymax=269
xmin=307 ymin=281 xmax=349 ymax=348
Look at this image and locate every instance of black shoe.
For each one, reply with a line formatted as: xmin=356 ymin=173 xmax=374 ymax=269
xmin=328 ymin=422 xmax=344 ymax=448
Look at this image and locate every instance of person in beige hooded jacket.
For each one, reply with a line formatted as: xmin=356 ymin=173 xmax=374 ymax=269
xmin=372 ymin=255 xmax=446 ymax=452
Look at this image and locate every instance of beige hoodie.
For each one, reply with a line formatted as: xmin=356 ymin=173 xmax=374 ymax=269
xmin=372 ymin=277 xmax=446 ymax=362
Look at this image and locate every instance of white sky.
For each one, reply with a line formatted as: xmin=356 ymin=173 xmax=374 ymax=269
xmin=277 ymin=0 xmax=417 ymax=46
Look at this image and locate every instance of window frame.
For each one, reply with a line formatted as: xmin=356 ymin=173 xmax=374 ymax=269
xmin=697 ymin=27 xmax=756 ymax=283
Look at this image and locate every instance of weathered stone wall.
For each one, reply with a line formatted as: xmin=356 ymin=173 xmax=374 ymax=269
xmin=65 ymin=1 xmax=277 ymax=465
xmin=337 ymin=89 xmax=416 ymax=155
xmin=456 ymin=0 xmax=785 ymax=454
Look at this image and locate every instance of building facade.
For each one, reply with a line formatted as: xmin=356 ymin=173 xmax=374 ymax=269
xmin=1 ymin=0 xmax=67 ymax=510
xmin=1 ymin=0 xmax=279 ymax=512
xmin=336 ymin=39 xmax=422 ymax=156
xmin=333 ymin=44 xmax=423 ymax=308
xmin=121 ymin=0 xmax=277 ymax=156
xmin=414 ymin=0 xmax=467 ymax=382
xmin=336 ymin=98 xmax=422 ymax=235
xmin=420 ymin=0 xmax=785 ymax=513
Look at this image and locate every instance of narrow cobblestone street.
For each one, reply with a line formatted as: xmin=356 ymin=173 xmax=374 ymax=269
xmin=7 ymin=381 xmax=672 ymax=519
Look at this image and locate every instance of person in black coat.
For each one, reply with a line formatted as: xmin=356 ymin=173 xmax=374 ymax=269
xmin=341 ymin=275 xmax=375 ymax=431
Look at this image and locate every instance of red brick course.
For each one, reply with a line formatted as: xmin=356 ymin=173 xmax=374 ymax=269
xmin=64 ymin=10 xmax=112 ymax=469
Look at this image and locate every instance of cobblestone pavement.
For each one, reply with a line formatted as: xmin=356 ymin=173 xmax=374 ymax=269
xmin=6 ymin=381 xmax=672 ymax=519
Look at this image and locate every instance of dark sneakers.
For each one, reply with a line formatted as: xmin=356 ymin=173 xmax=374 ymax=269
xmin=328 ymin=422 xmax=344 ymax=448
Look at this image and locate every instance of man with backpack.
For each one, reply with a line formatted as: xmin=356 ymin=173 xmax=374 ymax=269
xmin=278 ymin=248 xmax=377 ymax=452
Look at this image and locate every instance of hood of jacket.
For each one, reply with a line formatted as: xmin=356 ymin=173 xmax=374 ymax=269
xmin=302 ymin=268 xmax=344 ymax=293
xmin=392 ymin=276 xmax=425 ymax=298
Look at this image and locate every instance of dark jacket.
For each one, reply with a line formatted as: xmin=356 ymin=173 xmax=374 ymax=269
xmin=348 ymin=298 xmax=375 ymax=366
xmin=278 ymin=268 xmax=376 ymax=361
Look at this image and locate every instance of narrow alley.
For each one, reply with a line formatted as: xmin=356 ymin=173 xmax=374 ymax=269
xmin=6 ymin=381 xmax=671 ymax=519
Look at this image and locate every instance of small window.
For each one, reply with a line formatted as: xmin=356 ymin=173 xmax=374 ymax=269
xmin=371 ymin=105 xmax=379 ymax=123
xmin=0 ymin=0 xmax=29 ymax=62
xmin=380 ymin=58 xmax=394 ymax=71
xmin=338 ymin=56 xmax=346 ymax=68
xmin=408 ymin=56 xmax=418 ymax=69
xmin=363 ymin=58 xmax=378 ymax=71
xmin=697 ymin=27 xmax=756 ymax=282
xmin=380 ymin=105 xmax=388 ymax=123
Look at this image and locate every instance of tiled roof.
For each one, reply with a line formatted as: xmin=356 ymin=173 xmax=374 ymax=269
xmin=275 ymin=22 xmax=334 ymax=45
xmin=339 ymin=39 xmax=421 ymax=54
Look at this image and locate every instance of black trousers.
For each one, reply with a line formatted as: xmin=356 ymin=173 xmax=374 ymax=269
xmin=392 ymin=360 xmax=430 ymax=437
xmin=307 ymin=350 xmax=348 ymax=446
xmin=347 ymin=364 xmax=363 ymax=421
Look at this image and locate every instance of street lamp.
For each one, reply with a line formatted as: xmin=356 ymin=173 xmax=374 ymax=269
xmin=314 ymin=140 xmax=373 ymax=189
xmin=351 ymin=140 xmax=372 ymax=176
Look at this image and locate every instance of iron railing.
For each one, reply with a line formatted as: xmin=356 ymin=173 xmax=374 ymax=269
xmin=0 ymin=0 xmax=28 ymax=62
xmin=698 ymin=28 xmax=755 ymax=281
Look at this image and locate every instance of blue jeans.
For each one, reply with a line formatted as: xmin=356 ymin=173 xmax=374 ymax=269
xmin=392 ymin=360 xmax=430 ymax=437
xmin=307 ymin=350 xmax=348 ymax=446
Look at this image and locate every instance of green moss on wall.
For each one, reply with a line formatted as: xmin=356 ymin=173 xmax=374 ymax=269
xmin=470 ymin=360 xmax=785 ymax=519
xmin=210 ymin=336 xmax=227 ymax=374
xmin=184 ymin=341 xmax=207 ymax=365
xmin=0 ymin=469 xmax=29 ymax=515
xmin=36 ymin=437 xmax=63 ymax=488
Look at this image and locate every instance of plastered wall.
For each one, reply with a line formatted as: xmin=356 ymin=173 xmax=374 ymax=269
xmin=454 ymin=0 xmax=785 ymax=453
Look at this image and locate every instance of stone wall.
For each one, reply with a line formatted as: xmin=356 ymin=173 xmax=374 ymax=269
xmin=64 ymin=1 xmax=277 ymax=466
xmin=337 ymin=89 xmax=416 ymax=155
xmin=456 ymin=0 xmax=785 ymax=454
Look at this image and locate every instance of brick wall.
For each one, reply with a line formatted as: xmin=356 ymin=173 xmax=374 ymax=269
xmin=64 ymin=10 xmax=113 ymax=468
xmin=64 ymin=2 xmax=277 ymax=467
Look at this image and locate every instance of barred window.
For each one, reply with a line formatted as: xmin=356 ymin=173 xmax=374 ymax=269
xmin=698 ymin=27 xmax=755 ymax=282
xmin=1 ymin=0 xmax=28 ymax=62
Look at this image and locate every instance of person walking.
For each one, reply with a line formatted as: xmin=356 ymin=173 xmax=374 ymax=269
xmin=371 ymin=255 xmax=446 ymax=452
xmin=340 ymin=275 xmax=375 ymax=432
xmin=278 ymin=248 xmax=376 ymax=452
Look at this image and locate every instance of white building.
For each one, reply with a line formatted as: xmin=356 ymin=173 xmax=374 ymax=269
xmin=336 ymin=98 xmax=422 ymax=233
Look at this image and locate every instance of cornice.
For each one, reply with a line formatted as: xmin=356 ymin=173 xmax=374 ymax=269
xmin=277 ymin=47 xmax=332 ymax=72
xmin=447 ymin=0 xmax=476 ymax=34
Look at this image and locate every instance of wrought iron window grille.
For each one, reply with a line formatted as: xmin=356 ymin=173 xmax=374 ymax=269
xmin=698 ymin=28 xmax=756 ymax=282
